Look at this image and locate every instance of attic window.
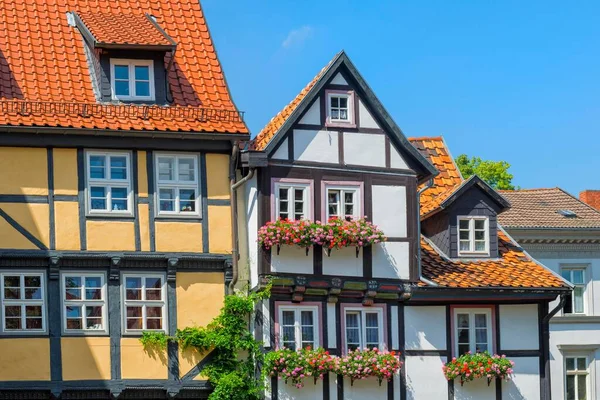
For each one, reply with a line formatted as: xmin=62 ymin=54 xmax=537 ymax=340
xmin=326 ymin=90 xmax=355 ymax=127
xmin=558 ymin=210 xmax=577 ymax=218
xmin=458 ymin=216 xmax=489 ymax=256
xmin=110 ymin=59 xmax=155 ymax=101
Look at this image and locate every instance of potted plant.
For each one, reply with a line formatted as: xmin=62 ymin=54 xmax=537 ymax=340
xmin=333 ymin=348 xmax=402 ymax=386
xmin=442 ymin=351 xmax=515 ymax=386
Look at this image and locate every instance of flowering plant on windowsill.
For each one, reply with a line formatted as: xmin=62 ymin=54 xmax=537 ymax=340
xmin=264 ymin=347 xmax=335 ymax=388
xmin=442 ymin=351 xmax=515 ymax=386
xmin=333 ymin=348 xmax=402 ymax=386
xmin=257 ymin=217 xmax=386 ymax=256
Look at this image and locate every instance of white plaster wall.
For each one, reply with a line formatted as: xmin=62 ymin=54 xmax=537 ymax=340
xmin=405 ymin=355 xmax=447 ymax=400
xmin=343 ymin=377 xmax=387 ymax=400
xmin=272 ymin=137 xmax=288 ymax=160
xmin=271 ymin=246 xmax=313 ymax=274
xmin=390 ymin=144 xmax=410 ymax=170
xmin=372 ymin=185 xmax=407 ymax=237
xmin=278 ymin=379 xmax=323 ymax=400
xmin=331 ymin=72 xmax=348 ymax=85
xmin=293 ymin=129 xmax=339 ymax=163
xmin=404 ymin=306 xmax=447 ymax=350
xmin=245 ymin=175 xmax=259 ymax=289
xmin=358 ymin=99 xmax=380 ymax=129
xmin=330 ymin=374 xmax=339 ymax=399
xmin=372 ymin=242 xmax=410 ymax=280
xmin=323 ymin=246 xmax=363 ymax=276
xmin=499 ymin=304 xmax=539 ymax=350
xmin=454 ymin=377 xmax=496 ymax=400
xmin=343 ymin=132 xmax=386 ymax=168
xmin=262 ymin=300 xmax=271 ymax=348
xmin=299 ymin=97 xmax=321 ymax=125
xmin=502 ymin=356 xmax=540 ymax=400
xmin=393 ymin=372 xmax=401 ymax=400
xmin=327 ymin=303 xmax=337 ymax=348
xmin=391 ymin=305 xmax=399 ymax=349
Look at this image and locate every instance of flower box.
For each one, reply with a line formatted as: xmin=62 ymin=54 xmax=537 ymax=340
xmin=257 ymin=217 xmax=385 ymax=257
xmin=442 ymin=351 xmax=515 ymax=386
xmin=333 ymin=348 xmax=402 ymax=386
xmin=264 ymin=347 xmax=334 ymax=388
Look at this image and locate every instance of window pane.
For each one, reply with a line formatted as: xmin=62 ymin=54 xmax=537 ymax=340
xmin=158 ymin=158 xmax=174 ymax=181
xmin=66 ymin=318 xmax=82 ymax=330
xmin=301 ymin=326 xmax=314 ymax=343
xmin=565 ymin=375 xmax=575 ymax=400
xmin=366 ymin=328 xmax=379 ymax=346
xmin=566 ymin=358 xmax=575 ymax=371
xmin=109 ymin=156 xmax=127 ymax=180
xmin=4 ymin=275 xmax=20 ymax=288
xmin=331 ymin=109 xmax=340 ymax=119
xmin=475 ymin=230 xmax=485 ymax=240
xmin=66 ymin=305 xmax=82 ymax=318
xmin=25 ymin=288 xmax=41 ymax=300
xmin=475 ymin=241 xmax=486 ymax=252
xmin=126 ymin=277 xmax=142 ymax=289
xmin=577 ymin=358 xmax=587 ymax=370
xmin=279 ymin=188 xmax=288 ymax=200
xmin=300 ymin=310 xmax=313 ymax=326
xmin=24 ymin=275 xmax=40 ymax=287
xmin=85 ymin=288 xmax=102 ymax=300
xmin=111 ymin=187 xmax=128 ymax=211
xmin=331 ymin=97 xmax=339 ymax=107
xmin=66 ymin=288 xmax=82 ymax=300
xmin=475 ymin=328 xmax=487 ymax=343
xmin=339 ymin=109 xmax=348 ymax=120
xmin=4 ymin=288 xmax=19 ymax=299
xmin=459 ymin=240 xmax=471 ymax=251
xmin=365 ymin=313 xmax=378 ymax=328
xmin=146 ymin=289 xmax=162 ymax=301
xmin=65 ymin=276 xmax=81 ymax=288
xmin=126 ymin=307 xmax=142 ymax=317
xmin=282 ymin=326 xmax=295 ymax=345
xmin=90 ymin=187 xmax=107 ymax=210
xmin=146 ymin=277 xmax=162 ymax=289
xmin=146 ymin=319 xmax=162 ymax=330
xmin=577 ymin=375 xmax=587 ymax=399
xmin=85 ymin=277 xmax=102 ymax=288
xmin=459 ymin=230 xmax=470 ymax=240
xmin=135 ymin=81 xmax=150 ymax=97
xmin=562 ymin=270 xmax=571 ymax=280
xmin=134 ymin=65 xmax=149 ymax=80
xmin=281 ymin=310 xmax=295 ymax=326
xmin=127 ymin=318 xmax=142 ymax=330
xmin=115 ymin=80 xmax=129 ymax=96
xmin=574 ymin=287 xmax=584 ymax=313
xmin=346 ymin=313 xmax=359 ymax=328
xmin=474 ymin=314 xmax=487 ymax=328
xmin=346 ymin=328 xmax=360 ymax=346
xmin=146 ymin=307 xmax=162 ymax=318
xmin=179 ymin=189 xmax=196 ymax=212
xmin=459 ymin=219 xmax=469 ymax=229
xmin=114 ymin=65 xmax=129 ymax=80
xmin=458 ymin=344 xmax=470 ymax=355
xmin=178 ymin=158 xmax=195 ymax=181
xmin=475 ymin=343 xmax=488 ymax=353
xmin=86 ymin=306 xmax=103 ymax=318
xmin=159 ymin=188 xmax=175 ymax=212
xmin=474 ymin=220 xmax=485 ymax=230
xmin=25 ymin=305 xmax=42 ymax=317
xmin=572 ymin=270 xmax=584 ymax=284
xmin=5 ymin=305 xmax=21 ymax=317
xmin=457 ymin=314 xmax=469 ymax=328
xmin=457 ymin=328 xmax=469 ymax=344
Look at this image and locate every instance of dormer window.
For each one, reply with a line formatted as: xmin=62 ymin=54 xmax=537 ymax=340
xmin=458 ymin=216 xmax=489 ymax=256
xmin=110 ymin=59 xmax=155 ymax=101
xmin=326 ymin=90 xmax=355 ymax=126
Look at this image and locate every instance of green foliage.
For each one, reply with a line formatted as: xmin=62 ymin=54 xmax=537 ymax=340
xmin=264 ymin=347 xmax=334 ymax=388
xmin=139 ymin=331 xmax=171 ymax=349
xmin=455 ymin=154 xmax=516 ymax=190
xmin=139 ymin=283 xmax=271 ymax=400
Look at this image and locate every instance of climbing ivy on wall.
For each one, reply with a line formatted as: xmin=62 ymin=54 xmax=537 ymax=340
xmin=140 ymin=284 xmax=271 ymax=400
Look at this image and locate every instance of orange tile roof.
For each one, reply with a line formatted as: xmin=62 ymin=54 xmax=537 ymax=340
xmin=252 ymin=54 xmax=339 ymax=150
xmin=410 ymin=136 xmax=569 ymax=290
xmin=77 ymin=11 xmax=173 ymax=47
xmin=420 ymin=231 xmax=566 ymax=289
xmin=0 ymin=0 xmax=247 ymax=134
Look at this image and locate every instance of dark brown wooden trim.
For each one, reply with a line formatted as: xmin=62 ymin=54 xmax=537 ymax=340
xmin=320 ymin=93 xmax=327 ymax=126
xmin=287 ymin=130 xmax=294 ymax=162
xmin=385 ymin=136 xmax=391 ymax=169
xmin=363 ymin=175 xmax=373 ymax=279
xmin=294 ymin=123 xmax=385 ymax=135
xmin=338 ymin=131 xmax=344 ymax=165
xmin=398 ymin=304 xmax=407 ymax=400
xmin=327 ymin=84 xmax=353 ymax=91
xmin=269 ymin=164 xmax=416 ymax=181
xmin=446 ymin=305 xmax=454 ymax=400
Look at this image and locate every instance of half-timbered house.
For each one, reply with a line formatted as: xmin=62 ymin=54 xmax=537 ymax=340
xmin=238 ymin=51 xmax=571 ymax=400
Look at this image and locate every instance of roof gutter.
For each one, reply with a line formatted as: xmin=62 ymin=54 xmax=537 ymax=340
xmin=417 ymin=178 xmax=434 ymax=281
xmin=228 ymin=143 xmax=255 ymax=294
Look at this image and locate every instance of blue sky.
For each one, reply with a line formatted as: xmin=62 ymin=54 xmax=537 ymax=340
xmin=203 ymin=1 xmax=600 ymax=196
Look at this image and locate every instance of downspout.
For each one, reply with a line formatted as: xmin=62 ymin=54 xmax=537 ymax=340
xmin=541 ymin=293 xmax=566 ymax=400
xmin=164 ymin=45 xmax=177 ymax=104
xmin=416 ymin=179 xmax=434 ymax=280
xmin=229 ymin=142 xmax=256 ymax=294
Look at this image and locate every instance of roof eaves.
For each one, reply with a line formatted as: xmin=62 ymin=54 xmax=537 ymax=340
xmin=439 ymin=175 xmax=511 ymax=210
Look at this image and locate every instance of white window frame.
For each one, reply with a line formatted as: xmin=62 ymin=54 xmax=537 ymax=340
xmin=61 ymin=273 xmax=107 ymax=334
xmin=110 ymin=58 xmax=155 ymax=101
xmin=86 ymin=151 xmax=133 ymax=216
xmin=453 ymin=308 xmax=493 ymax=356
xmin=0 ymin=272 xmax=46 ymax=333
xmin=155 ymin=153 xmax=201 ymax=217
xmin=326 ymin=91 xmax=354 ymax=125
xmin=565 ymin=355 xmax=590 ymax=400
xmin=343 ymin=307 xmax=384 ymax=352
xmin=122 ymin=273 xmax=167 ymax=334
xmin=457 ymin=216 xmax=490 ymax=256
xmin=561 ymin=267 xmax=587 ymax=315
xmin=273 ymin=182 xmax=311 ymax=221
xmin=277 ymin=305 xmax=319 ymax=350
xmin=325 ymin=184 xmax=361 ymax=221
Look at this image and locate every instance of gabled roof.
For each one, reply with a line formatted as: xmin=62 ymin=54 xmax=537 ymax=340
xmin=252 ymin=51 xmax=438 ymax=180
xmin=75 ymin=12 xmax=176 ymax=49
xmin=498 ymin=188 xmax=600 ymax=229
xmin=410 ymin=136 xmax=569 ymax=290
xmin=0 ymin=0 xmax=247 ymax=134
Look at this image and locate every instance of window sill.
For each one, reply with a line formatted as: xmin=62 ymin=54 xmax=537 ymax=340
xmin=457 ymin=252 xmax=490 ymax=258
xmin=155 ymin=215 xmax=202 ymax=222
xmin=552 ymin=315 xmax=600 ymax=323
xmin=86 ymin=214 xmax=135 ymax=220
xmin=62 ymin=332 xmax=110 ymax=337
xmin=325 ymin=121 xmax=357 ymax=129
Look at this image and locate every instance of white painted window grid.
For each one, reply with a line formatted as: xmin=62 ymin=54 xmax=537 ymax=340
xmin=274 ymin=182 xmax=310 ymax=221
xmin=110 ymin=58 xmax=155 ymax=101
xmin=86 ymin=151 xmax=133 ymax=215
xmin=326 ymin=91 xmax=354 ymax=125
xmin=454 ymin=308 xmax=492 ymax=356
xmin=344 ymin=307 xmax=384 ymax=352
xmin=325 ymin=184 xmax=360 ymax=221
xmin=277 ymin=305 xmax=319 ymax=350
xmin=155 ymin=153 xmax=201 ymax=217
xmin=457 ymin=216 xmax=489 ymax=256
xmin=0 ymin=272 xmax=46 ymax=333
xmin=561 ymin=268 xmax=586 ymax=314
xmin=61 ymin=273 xmax=107 ymax=333
xmin=122 ymin=274 xmax=167 ymax=333
xmin=565 ymin=356 xmax=589 ymax=400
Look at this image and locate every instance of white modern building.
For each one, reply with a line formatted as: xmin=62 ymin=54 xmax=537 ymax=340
xmin=500 ymin=188 xmax=600 ymax=400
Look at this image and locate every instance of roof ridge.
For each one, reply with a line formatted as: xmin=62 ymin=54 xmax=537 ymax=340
xmin=557 ymin=187 xmax=600 ymax=216
xmin=408 ymin=136 xmax=444 ymax=141
xmin=499 ymin=187 xmax=561 ymax=192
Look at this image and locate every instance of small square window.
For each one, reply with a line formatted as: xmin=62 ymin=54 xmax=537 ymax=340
xmin=326 ymin=91 xmax=354 ymax=126
xmin=325 ymin=185 xmax=361 ymax=221
xmin=155 ymin=154 xmax=200 ymax=217
xmin=457 ymin=216 xmax=489 ymax=256
xmin=122 ymin=274 xmax=167 ymax=333
xmin=86 ymin=151 xmax=132 ymax=215
xmin=1 ymin=273 xmax=46 ymax=333
xmin=62 ymin=273 xmax=106 ymax=333
xmin=273 ymin=181 xmax=311 ymax=221
xmin=343 ymin=307 xmax=384 ymax=352
xmin=110 ymin=59 xmax=155 ymax=101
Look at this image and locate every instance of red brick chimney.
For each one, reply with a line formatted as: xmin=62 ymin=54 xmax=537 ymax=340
xmin=580 ymin=190 xmax=600 ymax=211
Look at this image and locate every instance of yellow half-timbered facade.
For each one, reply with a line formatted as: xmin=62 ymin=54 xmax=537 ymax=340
xmin=0 ymin=0 xmax=247 ymax=398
